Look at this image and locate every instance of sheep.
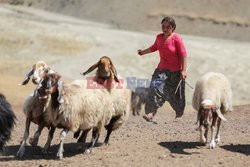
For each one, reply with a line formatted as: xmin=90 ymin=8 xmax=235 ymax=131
xmin=78 ymin=56 xmax=130 ymax=144
xmin=17 ymin=61 xmax=57 ymax=158
xmin=192 ymin=72 xmax=233 ymax=149
xmin=131 ymin=87 xmax=149 ymax=116
xmin=0 ymin=93 xmax=16 ymax=153
xmin=38 ymin=64 xmax=130 ymax=159
xmin=36 ymin=72 xmax=115 ymax=159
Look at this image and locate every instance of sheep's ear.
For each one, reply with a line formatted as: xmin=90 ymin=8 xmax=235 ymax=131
xmin=216 ymin=109 xmax=227 ymax=121
xmin=110 ymin=62 xmax=119 ymax=82
xmin=81 ymin=62 xmax=99 ymax=76
xmin=19 ymin=67 xmax=35 ymax=85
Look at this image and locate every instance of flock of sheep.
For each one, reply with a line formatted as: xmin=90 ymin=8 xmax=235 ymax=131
xmin=0 ymin=56 xmax=233 ymax=159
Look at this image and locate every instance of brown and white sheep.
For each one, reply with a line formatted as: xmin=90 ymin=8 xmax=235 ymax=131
xmin=192 ymin=72 xmax=233 ymax=149
xmin=17 ymin=61 xmax=56 ymax=157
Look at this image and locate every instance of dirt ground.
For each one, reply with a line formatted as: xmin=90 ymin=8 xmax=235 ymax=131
xmin=0 ymin=4 xmax=249 ymax=167
xmin=0 ymin=102 xmax=249 ymax=167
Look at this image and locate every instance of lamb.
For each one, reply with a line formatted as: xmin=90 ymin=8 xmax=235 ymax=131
xmin=17 ymin=61 xmax=57 ymax=157
xmin=0 ymin=93 xmax=16 ymax=152
xmin=36 ymin=72 xmax=116 ymax=159
xmin=192 ymin=72 xmax=233 ymax=149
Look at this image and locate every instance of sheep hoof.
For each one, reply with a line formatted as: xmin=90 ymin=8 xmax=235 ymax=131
xmin=29 ymin=137 xmax=38 ymax=146
xmin=16 ymin=147 xmax=25 ymax=158
xmin=84 ymin=149 xmax=91 ymax=154
xmin=42 ymin=148 xmax=49 ymax=154
xmin=215 ymin=137 xmax=220 ymax=144
xmin=209 ymin=141 xmax=216 ymax=149
xmin=104 ymin=143 xmax=109 ymax=146
xmin=56 ymin=152 xmax=63 ymax=160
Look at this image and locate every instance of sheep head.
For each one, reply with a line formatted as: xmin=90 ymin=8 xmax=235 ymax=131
xmin=37 ymin=72 xmax=61 ymax=99
xmin=81 ymin=56 xmax=119 ymax=83
xmin=20 ymin=61 xmax=53 ymax=85
xmin=197 ymin=99 xmax=227 ymax=127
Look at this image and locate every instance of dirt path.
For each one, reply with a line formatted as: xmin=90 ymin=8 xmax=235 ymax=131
xmin=0 ymin=104 xmax=249 ymax=167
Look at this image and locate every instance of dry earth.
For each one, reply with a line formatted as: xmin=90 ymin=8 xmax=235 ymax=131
xmin=0 ymin=4 xmax=249 ymax=167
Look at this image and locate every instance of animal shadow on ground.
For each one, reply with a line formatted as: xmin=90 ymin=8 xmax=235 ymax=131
xmin=158 ymin=141 xmax=202 ymax=155
xmin=0 ymin=142 xmax=102 ymax=161
xmin=221 ymin=144 xmax=250 ymax=156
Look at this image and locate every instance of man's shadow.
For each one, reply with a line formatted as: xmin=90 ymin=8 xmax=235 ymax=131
xmin=0 ymin=142 xmax=103 ymax=161
xmin=221 ymin=144 xmax=250 ymax=156
xmin=158 ymin=141 xmax=202 ymax=155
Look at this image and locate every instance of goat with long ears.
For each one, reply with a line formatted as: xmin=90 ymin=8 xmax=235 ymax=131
xmin=81 ymin=56 xmax=119 ymax=83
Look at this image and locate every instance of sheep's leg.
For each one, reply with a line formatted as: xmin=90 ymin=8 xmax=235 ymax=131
xmin=73 ymin=130 xmax=81 ymax=139
xmin=209 ymin=116 xmax=218 ymax=149
xmin=77 ymin=129 xmax=91 ymax=143
xmin=200 ymin=126 xmax=206 ymax=144
xmin=42 ymin=126 xmax=56 ymax=153
xmin=57 ymin=129 xmax=68 ymax=160
xmin=103 ymin=115 xmax=121 ymax=146
xmin=29 ymin=124 xmax=44 ymax=146
xmin=17 ymin=118 xmax=31 ymax=158
xmin=204 ymin=126 xmax=209 ymax=143
xmin=104 ymin=125 xmax=113 ymax=146
xmin=215 ymin=118 xmax=221 ymax=144
xmin=84 ymin=128 xmax=99 ymax=154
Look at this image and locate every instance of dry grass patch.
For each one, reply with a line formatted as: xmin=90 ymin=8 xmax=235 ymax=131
xmin=0 ymin=31 xmax=32 ymax=54
xmin=40 ymin=35 xmax=91 ymax=56
xmin=0 ymin=59 xmax=36 ymax=75
xmin=0 ymin=74 xmax=35 ymax=107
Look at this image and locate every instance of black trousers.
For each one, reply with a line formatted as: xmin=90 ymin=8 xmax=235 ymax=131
xmin=145 ymin=68 xmax=185 ymax=118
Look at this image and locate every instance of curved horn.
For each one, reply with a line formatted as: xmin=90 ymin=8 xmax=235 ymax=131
xmin=19 ymin=68 xmax=34 ymax=85
xmin=216 ymin=109 xmax=227 ymax=121
xmin=81 ymin=61 xmax=99 ymax=76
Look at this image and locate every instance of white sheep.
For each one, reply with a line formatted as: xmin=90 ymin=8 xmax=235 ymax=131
xmin=77 ymin=56 xmax=130 ymax=144
xmin=37 ymin=73 xmax=116 ymax=159
xmin=192 ymin=72 xmax=233 ymax=149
